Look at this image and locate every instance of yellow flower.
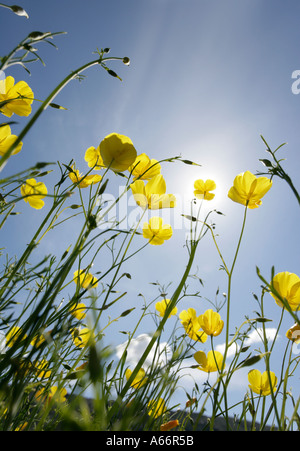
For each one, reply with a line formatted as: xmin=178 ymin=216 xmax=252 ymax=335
xmin=142 ymin=217 xmax=173 ymax=245
xmin=69 ymin=302 xmax=86 ymax=321
xmin=198 ymin=309 xmax=224 ymax=337
xmin=179 ymin=308 xmax=207 ymax=343
xmin=228 ymin=171 xmax=272 ymax=209
xmin=155 ymin=299 xmax=177 ymax=318
xmin=194 ymin=179 xmax=216 ymax=200
xmin=6 ymin=326 xmax=26 ymax=347
xmin=84 ymin=145 xmax=104 ymax=170
xmin=160 ymin=419 xmax=179 ymax=431
xmin=99 ymin=133 xmax=137 ymax=172
xmin=270 ymin=271 xmax=300 ymax=311
xmin=147 ymin=397 xmax=167 ymax=418
xmin=14 ymin=422 xmax=28 ymax=431
xmin=0 ymin=76 xmax=34 ymax=117
xmin=286 ymin=323 xmax=300 ymax=343
xmin=248 ymin=369 xmax=277 ymax=396
xmin=68 ymin=167 xmax=102 ymax=188
xmin=72 ymin=327 xmax=94 ymax=348
xmin=20 ymin=178 xmax=47 ymax=209
xmin=35 ymin=359 xmax=51 ymax=379
xmin=125 ymin=368 xmax=147 ymax=389
xmin=128 ymin=153 xmax=161 ymax=181
xmin=48 ymin=386 xmax=67 ymax=403
xmin=0 ymin=124 xmax=23 ymax=156
xmin=131 ymin=174 xmax=176 ymax=210
xmin=30 ymin=330 xmax=52 ymax=348
xmin=194 ymin=350 xmax=224 ymax=373
xmin=185 ymin=397 xmax=197 ymax=408
xmin=73 ymin=270 xmax=98 ymax=289
xmin=35 ymin=386 xmax=67 ymax=404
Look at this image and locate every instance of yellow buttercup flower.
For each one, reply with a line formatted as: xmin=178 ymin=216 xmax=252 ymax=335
xmin=0 ymin=76 xmax=34 ymax=117
xmin=198 ymin=309 xmax=224 ymax=337
xmin=6 ymin=326 xmax=26 ymax=347
xmin=147 ymin=397 xmax=167 ymax=418
xmin=30 ymin=330 xmax=52 ymax=348
xmin=72 ymin=327 xmax=94 ymax=348
xmin=194 ymin=350 xmax=224 ymax=373
xmin=35 ymin=386 xmax=67 ymax=404
xmin=35 ymin=359 xmax=51 ymax=379
xmin=228 ymin=171 xmax=272 ymax=209
xmin=0 ymin=124 xmax=23 ymax=156
xmin=286 ymin=323 xmax=300 ymax=343
xmin=131 ymin=174 xmax=176 ymax=210
xmin=155 ymin=299 xmax=177 ymax=318
xmin=142 ymin=217 xmax=173 ymax=245
xmin=14 ymin=422 xmax=28 ymax=431
xmin=179 ymin=308 xmax=207 ymax=343
xmin=69 ymin=302 xmax=86 ymax=321
xmin=125 ymin=368 xmax=147 ymax=389
xmin=84 ymin=145 xmax=104 ymax=170
xmin=194 ymin=179 xmax=216 ymax=200
xmin=270 ymin=271 xmax=300 ymax=311
xmin=73 ymin=270 xmax=98 ymax=289
xmin=20 ymin=178 xmax=47 ymax=209
xmin=128 ymin=153 xmax=161 ymax=181
xmin=186 ymin=397 xmax=197 ymax=408
xmin=99 ymin=133 xmax=137 ymax=172
xmin=68 ymin=167 xmax=102 ymax=188
xmin=48 ymin=386 xmax=67 ymax=403
xmin=160 ymin=419 xmax=179 ymax=431
xmin=248 ymin=369 xmax=277 ymax=396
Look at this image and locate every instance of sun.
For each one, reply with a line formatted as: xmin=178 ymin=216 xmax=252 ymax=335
xmin=177 ymin=169 xmax=229 ymax=211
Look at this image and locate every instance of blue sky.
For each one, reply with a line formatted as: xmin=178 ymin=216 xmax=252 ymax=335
xmin=1 ymin=0 xmax=300 ymax=419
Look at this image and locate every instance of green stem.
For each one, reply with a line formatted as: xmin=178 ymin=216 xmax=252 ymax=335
xmin=210 ymin=205 xmax=248 ymax=430
xmin=107 ymin=241 xmax=199 ymax=425
xmin=0 ymin=55 xmax=123 ymax=169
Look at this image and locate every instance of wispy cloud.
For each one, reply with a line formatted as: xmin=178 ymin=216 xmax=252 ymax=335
xmin=215 ymin=327 xmax=279 ymax=358
xmin=115 ymin=333 xmax=171 ymax=369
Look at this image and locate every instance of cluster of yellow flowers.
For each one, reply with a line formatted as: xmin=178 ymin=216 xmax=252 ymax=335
xmin=0 ymin=76 xmax=32 ymax=157
xmin=2 ymin=268 xmax=100 ymax=409
xmin=83 ymin=132 xmax=176 ymax=245
xmin=4 ymin=72 xmax=299 ymax=414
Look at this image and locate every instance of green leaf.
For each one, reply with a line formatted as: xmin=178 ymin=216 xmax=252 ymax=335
xmin=180 ymin=159 xmax=201 ymax=167
xmin=88 ymin=344 xmax=102 ymax=383
xmin=49 ymin=102 xmax=67 ymax=110
xmin=237 ymin=353 xmax=269 ymax=369
xmin=259 ymin=159 xmax=273 ymax=168
xmin=255 ymin=317 xmax=272 ymax=323
xmin=107 ymin=69 xmax=122 ymax=81
xmin=181 ymin=214 xmax=197 ymax=222
xmin=98 ymin=178 xmax=108 ymax=195
xmin=120 ymin=308 xmax=135 ymax=317
xmin=0 ymin=3 xmax=29 ymax=18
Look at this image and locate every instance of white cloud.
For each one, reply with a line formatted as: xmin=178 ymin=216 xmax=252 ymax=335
xmin=115 ymin=333 xmax=171 ymax=369
xmin=216 ymin=341 xmax=240 ymax=358
xmin=216 ymin=327 xmax=279 ymax=361
xmin=244 ymin=327 xmax=278 ymax=346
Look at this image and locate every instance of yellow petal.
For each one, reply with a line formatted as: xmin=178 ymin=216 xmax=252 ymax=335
xmin=99 ymin=133 xmax=137 ymax=172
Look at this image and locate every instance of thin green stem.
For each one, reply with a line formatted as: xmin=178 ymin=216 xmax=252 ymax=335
xmin=210 ymin=205 xmax=248 ymax=429
xmin=107 ymin=241 xmax=199 ymax=425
